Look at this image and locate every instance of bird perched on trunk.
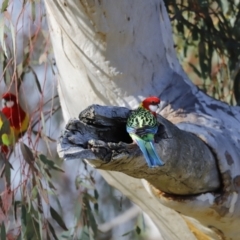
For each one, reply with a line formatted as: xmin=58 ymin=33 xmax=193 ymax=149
xmin=0 ymin=93 xmax=29 ymax=155
xmin=126 ymin=96 xmax=164 ymax=168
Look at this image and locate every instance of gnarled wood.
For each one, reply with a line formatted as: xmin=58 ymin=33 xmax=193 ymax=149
xmin=59 ymin=104 xmax=220 ymax=195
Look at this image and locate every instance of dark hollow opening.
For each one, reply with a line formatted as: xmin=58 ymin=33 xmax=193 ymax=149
xmin=93 ymin=122 xmax=133 ymax=144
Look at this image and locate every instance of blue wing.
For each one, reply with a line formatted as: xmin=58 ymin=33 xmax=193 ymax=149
xmin=127 ymin=126 xmax=164 ymax=168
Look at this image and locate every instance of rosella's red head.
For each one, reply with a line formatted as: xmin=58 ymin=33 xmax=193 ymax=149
xmin=1 ymin=93 xmax=26 ymax=129
xmin=141 ymin=96 xmax=160 ymax=115
xmin=2 ymin=93 xmax=17 ymax=109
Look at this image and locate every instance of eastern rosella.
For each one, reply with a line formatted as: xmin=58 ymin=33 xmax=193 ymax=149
xmin=126 ymin=96 xmax=164 ymax=168
xmin=0 ymin=93 xmax=29 ymax=155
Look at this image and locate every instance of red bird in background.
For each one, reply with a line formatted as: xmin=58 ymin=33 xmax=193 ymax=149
xmin=0 ymin=93 xmax=29 ymax=155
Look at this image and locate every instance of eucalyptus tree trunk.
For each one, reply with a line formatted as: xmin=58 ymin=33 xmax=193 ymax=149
xmin=45 ymin=1 xmax=240 ymax=239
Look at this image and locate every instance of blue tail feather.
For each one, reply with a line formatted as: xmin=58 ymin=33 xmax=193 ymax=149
xmin=146 ymin=141 xmax=165 ymax=167
xmin=135 ymin=138 xmax=153 ymax=167
xmin=135 ymin=138 xmax=164 ymax=168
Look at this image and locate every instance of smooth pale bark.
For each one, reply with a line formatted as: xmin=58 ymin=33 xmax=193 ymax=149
xmin=45 ymin=0 xmax=240 ymax=239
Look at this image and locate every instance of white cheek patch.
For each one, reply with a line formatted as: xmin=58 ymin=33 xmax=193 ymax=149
xmin=6 ymin=100 xmax=14 ymax=108
xmin=149 ymin=105 xmax=158 ymax=112
xmin=2 ymin=99 xmax=6 ymax=108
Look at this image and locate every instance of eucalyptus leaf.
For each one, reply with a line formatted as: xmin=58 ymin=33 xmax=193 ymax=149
xmin=1 ymin=0 xmax=8 ymax=12
xmin=50 ymin=206 xmax=68 ymax=231
xmin=47 ymin=221 xmax=59 ymax=240
xmin=0 ymin=222 xmax=6 ymax=240
xmin=28 ymin=66 xmax=42 ymax=94
xmin=20 ymin=142 xmax=34 ymax=164
xmin=39 ymin=154 xmax=64 ymax=172
xmin=136 ymin=225 xmax=141 ymax=235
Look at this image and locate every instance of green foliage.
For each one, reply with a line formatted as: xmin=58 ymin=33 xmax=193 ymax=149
xmin=21 ymin=203 xmax=41 ymax=240
xmin=19 ymin=144 xmax=67 ymax=239
xmin=164 ymin=0 xmax=240 ymax=104
xmin=0 ymin=222 xmax=6 ymax=240
xmin=70 ymin=176 xmax=99 ymax=240
xmin=50 ymin=206 xmax=68 ymax=231
xmin=0 ymin=2 xmax=103 ymax=239
xmin=0 ymin=141 xmax=101 ymax=239
xmin=1 ymin=0 xmax=8 ymax=13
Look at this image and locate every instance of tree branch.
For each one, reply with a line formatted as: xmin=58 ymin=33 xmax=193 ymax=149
xmin=58 ymin=104 xmax=220 ymax=195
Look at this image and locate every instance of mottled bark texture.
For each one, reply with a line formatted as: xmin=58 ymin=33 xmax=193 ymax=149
xmin=59 ymin=104 xmax=220 ymax=195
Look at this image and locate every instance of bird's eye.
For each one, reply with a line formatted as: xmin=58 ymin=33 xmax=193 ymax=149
xmin=151 ymin=101 xmax=154 ymax=104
